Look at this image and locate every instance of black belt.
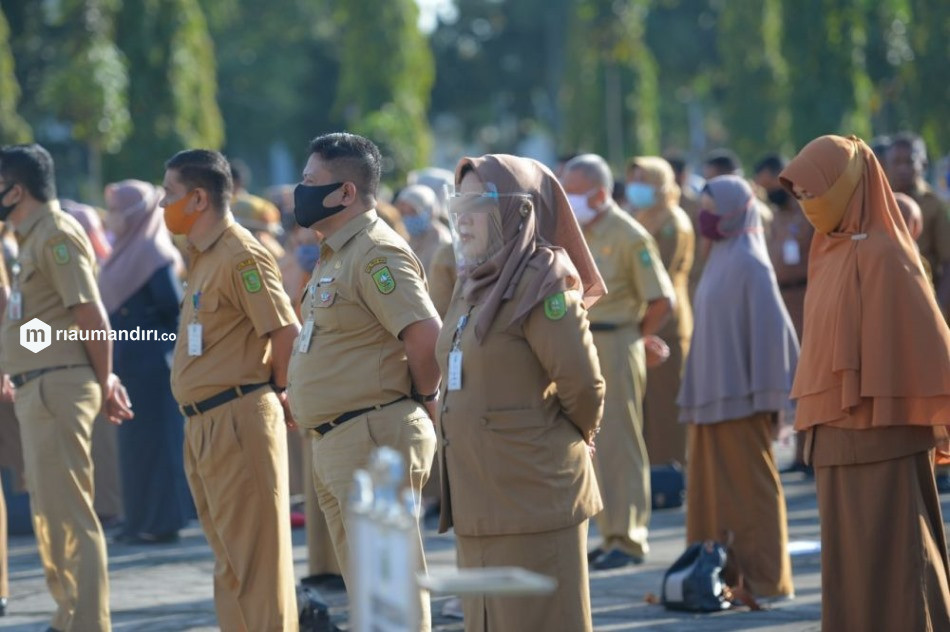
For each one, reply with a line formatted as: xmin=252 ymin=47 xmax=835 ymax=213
xmin=11 ymin=365 xmax=87 ymax=388
xmin=313 ymin=396 xmax=409 ymax=437
xmin=179 ymin=383 xmax=270 ymax=417
xmin=589 ymin=323 xmax=619 ymax=332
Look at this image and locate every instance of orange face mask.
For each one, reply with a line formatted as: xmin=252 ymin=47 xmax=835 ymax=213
xmin=163 ymin=191 xmax=198 ymax=235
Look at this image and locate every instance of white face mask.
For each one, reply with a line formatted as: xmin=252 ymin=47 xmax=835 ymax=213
xmin=566 ymin=190 xmax=601 ymax=226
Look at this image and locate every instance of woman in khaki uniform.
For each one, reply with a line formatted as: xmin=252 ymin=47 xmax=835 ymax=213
xmin=436 ymin=154 xmax=606 ymax=632
xmin=677 ymin=175 xmax=798 ymax=600
xmin=780 ymin=135 xmax=950 ymax=631
xmin=627 ymin=156 xmax=694 ymax=465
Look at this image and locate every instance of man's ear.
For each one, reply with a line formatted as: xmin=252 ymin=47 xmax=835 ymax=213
xmin=193 ymin=188 xmax=210 ymax=212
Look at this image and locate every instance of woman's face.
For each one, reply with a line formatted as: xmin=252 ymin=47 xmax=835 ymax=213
xmin=454 ymin=171 xmax=494 ymax=263
xmin=395 ymin=199 xmax=420 ymax=219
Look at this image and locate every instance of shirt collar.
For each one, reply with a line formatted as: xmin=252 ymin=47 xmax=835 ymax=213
xmin=584 ymin=200 xmax=619 ymax=239
xmin=323 ymin=209 xmax=378 ymax=254
xmin=15 ymin=200 xmax=58 ymax=240
xmin=189 ymin=212 xmax=234 ymax=254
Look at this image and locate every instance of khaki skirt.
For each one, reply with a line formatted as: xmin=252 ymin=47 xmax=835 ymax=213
xmin=811 ymin=424 xmax=950 ymax=632
xmin=686 ymin=413 xmax=794 ymax=598
xmin=455 ymin=521 xmax=591 ymax=632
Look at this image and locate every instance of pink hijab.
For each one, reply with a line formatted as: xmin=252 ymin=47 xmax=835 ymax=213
xmin=99 ymin=180 xmax=184 ymax=314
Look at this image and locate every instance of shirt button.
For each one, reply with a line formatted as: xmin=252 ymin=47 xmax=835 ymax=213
xmin=480 ymin=417 xmax=488 ymax=427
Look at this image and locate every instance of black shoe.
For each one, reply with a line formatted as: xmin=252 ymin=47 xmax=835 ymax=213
xmin=113 ymin=531 xmax=179 ymax=545
xmin=300 ymin=573 xmax=345 ymax=591
xmin=586 ymin=547 xmax=605 ymax=564
xmin=591 ymin=549 xmax=644 ymax=570
xmin=0 ymin=596 xmax=6 ymax=616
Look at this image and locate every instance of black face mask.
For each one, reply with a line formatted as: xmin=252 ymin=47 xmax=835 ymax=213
xmin=294 ymin=182 xmax=347 ymax=228
xmin=0 ymin=184 xmax=18 ymax=221
xmin=767 ymin=187 xmax=790 ymax=208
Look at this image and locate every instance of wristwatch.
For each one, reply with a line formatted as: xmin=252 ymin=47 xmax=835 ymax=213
xmin=412 ymin=388 xmax=439 ymax=403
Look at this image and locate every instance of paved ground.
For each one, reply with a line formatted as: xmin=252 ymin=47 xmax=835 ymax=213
xmin=2 ymin=470 xmax=945 ymax=631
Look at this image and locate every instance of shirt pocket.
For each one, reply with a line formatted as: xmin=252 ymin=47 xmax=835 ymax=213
xmin=309 ymin=286 xmax=340 ymax=332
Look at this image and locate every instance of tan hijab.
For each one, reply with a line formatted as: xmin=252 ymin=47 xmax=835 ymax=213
xmin=455 ymin=154 xmax=606 ymax=342
xmin=628 ymin=156 xmax=680 ymax=234
xmin=779 ymin=135 xmax=950 ymax=432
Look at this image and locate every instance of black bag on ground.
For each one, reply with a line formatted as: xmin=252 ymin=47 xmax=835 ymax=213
xmin=298 ymin=585 xmax=338 ymax=632
xmin=651 ymin=462 xmax=685 ymax=509
xmin=661 ymin=540 xmax=731 ymax=612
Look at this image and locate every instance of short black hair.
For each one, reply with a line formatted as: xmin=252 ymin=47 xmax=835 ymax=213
xmin=664 ymin=154 xmax=687 ymax=177
xmin=308 ymin=133 xmax=381 ymax=200
xmin=165 ymin=149 xmax=233 ymax=210
xmin=753 ymin=154 xmax=786 ymax=176
xmin=889 ymin=132 xmax=928 ymax=165
xmin=704 ymin=148 xmax=742 ymax=176
xmin=229 ymin=158 xmax=250 ymax=187
xmin=0 ymin=143 xmax=56 ymax=202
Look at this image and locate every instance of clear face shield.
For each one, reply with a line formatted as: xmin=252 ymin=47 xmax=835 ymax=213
xmin=446 ymin=183 xmax=529 ymax=269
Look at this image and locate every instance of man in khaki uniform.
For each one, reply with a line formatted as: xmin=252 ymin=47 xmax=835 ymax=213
xmin=563 ymin=154 xmax=674 ymax=570
xmin=162 ymin=149 xmax=300 ymax=632
xmin=287 ymin=133 xmax=440 ymax=631
xmin=885 ymin=133 xmax=950 ymax=319
xmin=0 ymin=144 xmax=133 ymax=632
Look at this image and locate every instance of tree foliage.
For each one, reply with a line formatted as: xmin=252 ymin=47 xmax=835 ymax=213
xmin=332 ymin=0 xmax=434 ymax=182
xmin=103 ymin=0 xmax=223 ymax=182
xmin=0 ymin=7 xmax=31 ymax=144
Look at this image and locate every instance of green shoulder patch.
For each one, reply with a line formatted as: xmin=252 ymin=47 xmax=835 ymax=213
xmin=638 ymin=248 xmax=652 ymax=267
xmin=371 ymin=266 xmax=396 ymax=294
xmin=544 ymin=292 xmax=567 ymax=320
xmin=241 ymin=268 xmax=263 ymax=293
xmin=364 ymin=257 xmax=388 ymax=273
xmin=52 ymin=242 xmax=70 ymax=265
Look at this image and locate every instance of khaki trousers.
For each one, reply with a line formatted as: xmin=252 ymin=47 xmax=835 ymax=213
xmin=183 ymin=389 xmax=298 ymax=632
xmin=456 ymin=522 xmax=592 ymax=632
xmin=91 ymin=414 xmax=121 ymax=521
xmin=16 ymin=366 xmax=109 ymax=631
xmin=299 ymin=427 xmax=341 ymax=575
xmin=590 ymin=328 xmax=651 ymax=557
xmin=310 ymin=399 xmax=436 ymax=632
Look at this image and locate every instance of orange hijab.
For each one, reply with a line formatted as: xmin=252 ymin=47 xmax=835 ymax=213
xmin=779 ymin=135 xmax=950 ymax=434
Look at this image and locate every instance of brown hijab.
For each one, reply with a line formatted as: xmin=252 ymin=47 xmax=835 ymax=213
xmin=779 ymin=135 xmax=950 ymax=432
xmin=455 ymin=154 xmax=606 ymax=342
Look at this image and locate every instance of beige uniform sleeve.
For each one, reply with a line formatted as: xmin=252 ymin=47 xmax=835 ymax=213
xmin=359 ymin=242 xmax=439 ymax=338
xmin=523 ymin=289 xmax=605 ymax=442
xmin=427 ymin=243 xmax=457 ymax=318
xmin=627 ymin=233 xmax=674 ymax=304
xmin=231 ymin=246 xmax=298 ymax=337
xmin=41 ymin=231 xmax=100 ymax=307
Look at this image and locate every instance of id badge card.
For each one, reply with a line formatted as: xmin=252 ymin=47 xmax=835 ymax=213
xmin=187 ymin=322 xmax=203 ymax=356
xmin=782 ymin=238 xmax=801 ymax=265
xmin=447 ymin=350 xmax=463 ymax=391
xmin=7 ymin=291 xmax=21 ymax=320
xmin=298 ymin=318 xmax=314 ymax=353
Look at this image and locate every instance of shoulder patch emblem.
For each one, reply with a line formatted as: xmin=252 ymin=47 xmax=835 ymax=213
xmin=364 ymin=257 xmax=388 ymax=273
xmin=236 ymin=257 xmax=256 ymax=271
xmin=241 ymin=268 xmax=263 ymax=293
xmin=52 ymin=242 xmax=70 ymax=265
xmin=544 ymin=292 xmax=567 ymax=320
xmin=639 ymin=248 xmax=652 ymax=267
xmin=371 ymin=266 xmax=396 ymax=294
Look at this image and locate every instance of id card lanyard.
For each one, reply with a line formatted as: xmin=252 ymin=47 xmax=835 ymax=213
xmin=7 ymin=262 xmax=22 ymax=321
xmin=298 ymin=282 xmax=317 ymax=353
xmin=447 ymin=306 xmax=474 ymax=391
xmin=187 ymin=290 xmax=203 ymax=356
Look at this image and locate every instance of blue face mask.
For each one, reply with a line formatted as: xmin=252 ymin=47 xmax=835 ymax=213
xmin=626 ymin=182 xmax=656 ymax=209
xmin=402 ymin=213 xmax=430 ymax=237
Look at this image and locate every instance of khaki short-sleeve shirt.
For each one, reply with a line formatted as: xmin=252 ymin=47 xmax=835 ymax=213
xmin=0 ymin=202 xmax=99 ymax=375
xmin=583 ymin=203 xmax=674 ymax=336
xmin=170 ymin=216 xmax=296 ymax=404
xmin=288 ymin=210 xmax=439 ymax=427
